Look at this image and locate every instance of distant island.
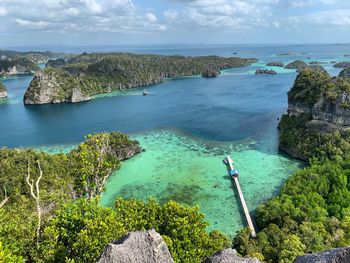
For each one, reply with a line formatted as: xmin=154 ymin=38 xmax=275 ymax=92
xmin=23 ymin=53 xmax=257 ymax=105
xmin=0 ymin=57 xmax=40 ymax=76
xmin=0 ymin=49 xmax=70 ymax=64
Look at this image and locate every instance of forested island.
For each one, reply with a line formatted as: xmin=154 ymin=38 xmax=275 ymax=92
xmin=23 ymin=53 xmax=257 ymax=104
xmin=0 ymin=50 xmax=69 ymax=64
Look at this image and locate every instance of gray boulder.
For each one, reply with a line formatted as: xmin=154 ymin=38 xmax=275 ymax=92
xmin=97 ymin=229 xmax=174 ymax=263
xmin=294 ymin=247 xmax=350 ymax=263
xmin=202 ymin=249 xmax=261 ymax=263
xmin=339 ymin=67 xmax=350 ymax=78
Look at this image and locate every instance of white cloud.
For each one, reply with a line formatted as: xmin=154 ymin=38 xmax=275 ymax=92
xmin=145 ymin=13 xmax=158 ymax=22
xmin=164 ymin=9 xmax=178 ymax=20
xmin=0 ymin=0 xmax=164 ymax=35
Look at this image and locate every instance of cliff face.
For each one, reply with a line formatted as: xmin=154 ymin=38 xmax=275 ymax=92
xmin=23 ymin=53 xmax=257 ymax=105
xmin=287 ymin=70 xmax=350 ymax=127
xmin=0 ymin=82 xmax=7 ymax=98
xmin=279 ymin=69 xmax=350 ymax=161
xmin=24 ymin=70 xmax=91 ymax=104
xmin=0 ymin=58 xmax=39 ymax=76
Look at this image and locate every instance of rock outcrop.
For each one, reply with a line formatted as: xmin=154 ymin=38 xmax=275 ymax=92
xmin=0 ymin=82 xmax=7 ymax=98
xmin=285 ymin=60 xmax=308 ymax=70
xmin=294 ymin=247 xmax=350 ymax=263
xmin=334 ymin=62 xmax=350 ymax=68
xmin=202 ymin=249 xmax=261 ymax=263
xmin=339 ymin=67 xmax=350 ymax=78
xmin=202 ymin=67 xmax=220 ymax=78
xmin=266 ymin=61 xmax=284 ymax=67
xmin=24 ymin=71 xmax=91 ymax=105
xmin=255 ymin=68 xmax=277 ymax=75
xmin=97 ymin=230 xmax=174 ymax=263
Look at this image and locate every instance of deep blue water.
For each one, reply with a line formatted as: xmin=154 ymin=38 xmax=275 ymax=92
xmin=0 ymin=44 xmax=348 ymax=148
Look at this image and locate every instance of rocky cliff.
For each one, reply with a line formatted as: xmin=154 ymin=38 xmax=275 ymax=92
xmin=279 ymin=69 xmax=350 ymax=160
xmin=203 ymin=249 xmax=261 ymax=263
xmin=294 ymin=247 xmax=350 ymax=263
xmin=23 ymin=53 xmax=257 ymax=105
xmin=0 ymin=82 xmax=7 ymax=98
xmin=24 ymin=70 xmax=91 ymax=104
xmin=97 ymin=230 xmax=174 ymax=263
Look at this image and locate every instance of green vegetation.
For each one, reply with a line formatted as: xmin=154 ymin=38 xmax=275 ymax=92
xmin=0 ymin=132 xmax=228 ymax=262
xmin=233 ymin=69 xmax=350 ymax=262
xmin=234 ymin=160 xmax=350 ymax=262
xmin=25 ymin=53 xmax=257 ymax=103
xmin=0 ymin=58 xmax=39 ymax=75
xmin=33 ymin=198 xmax=229 ymax=263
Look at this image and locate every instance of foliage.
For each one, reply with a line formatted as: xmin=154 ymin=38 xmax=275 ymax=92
xmin=0 ymin=132 xmax=139 ymax=260
xmin=32 ymin=198 xmax=229 ymax=263
xmin=234 ymin=159 xmax=350 ymax=262
xmin=278 ymin=114 xmax=350 ymax=161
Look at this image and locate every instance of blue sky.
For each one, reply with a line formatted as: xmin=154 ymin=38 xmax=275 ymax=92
xmin=0 ymin=0 xmax=350 ymax=46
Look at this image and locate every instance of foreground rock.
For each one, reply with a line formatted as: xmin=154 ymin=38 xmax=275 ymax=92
xmin=339 ymin=67 xmax=350 ymax=78
xmin=0 ymin=82 xmax=7 ymax=98
xmin=294 ymin=247 xmax=350 ymax=263
xmin=285 ymin=60 xmax=308 ymax=70
xmin=202 ymin=249 xmax=261 ymax=263
xmin=334 ymin=62 xmax=350 ymax=68
xmin=255 ymin=68 xmax=277 ymax=75
xmin=266 ymin=61 xmax=284 ymax=67
xmin=24 ymin=71 xmax=91 ymax=104
xmin=97 ymin=230 xmax=174 ymax=263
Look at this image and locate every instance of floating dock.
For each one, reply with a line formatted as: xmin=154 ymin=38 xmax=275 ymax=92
xmin=223 ymin=155 xmax=256 ymax=238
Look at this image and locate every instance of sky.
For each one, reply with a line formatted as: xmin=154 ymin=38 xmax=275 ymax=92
xmin=0 ymin=0 xmax=350 ymax=46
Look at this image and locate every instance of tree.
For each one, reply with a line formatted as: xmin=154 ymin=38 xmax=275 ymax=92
xmin=25 ymin=160 xmax=43 ymax=245
xmin=71 ymin=133 xmax=120 ymax=199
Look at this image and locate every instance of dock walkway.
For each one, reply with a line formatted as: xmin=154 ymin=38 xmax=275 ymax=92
xmin=224 ymin=155 xmax=256 ymax=238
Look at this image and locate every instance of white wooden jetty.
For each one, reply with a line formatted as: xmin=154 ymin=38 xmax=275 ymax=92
xmin=224 ymin=155 xmax=256 ymax=238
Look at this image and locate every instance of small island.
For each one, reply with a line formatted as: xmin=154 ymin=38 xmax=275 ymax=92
xmin=255 ymin=68 xmax=277 ymax=75
xmin=284 ymin=60 xmax=308 ymax=70
xmin=0 ymin=82 xmax=7 ymax=98
xmin=266 ymin=61 xmax=284 ymax=67
xmin=24 ymin=53 xmax=257 ymax=105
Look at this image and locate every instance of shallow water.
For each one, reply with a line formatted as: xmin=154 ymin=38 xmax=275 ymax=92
xmin=100 ymin=130 xmax=302 ymax=237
